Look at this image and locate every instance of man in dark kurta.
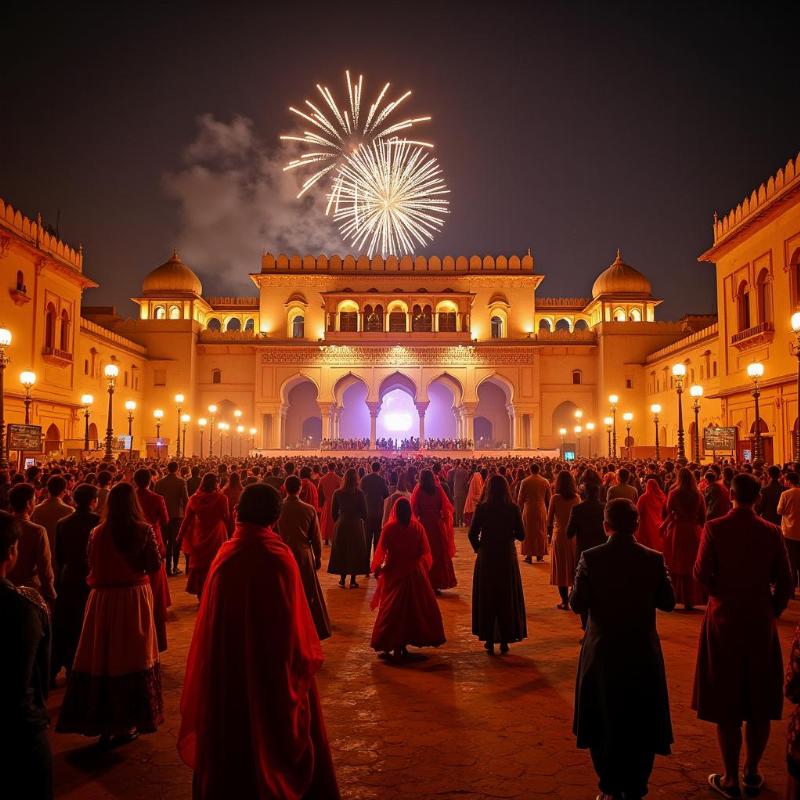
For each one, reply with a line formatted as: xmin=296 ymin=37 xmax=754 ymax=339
xmin=178 ymin=483 xmax=339 ymax=799
xmin=692 ymin=472 xmax=793 ymax=798
xmin=278 ymin=475 xmax=331 ymax=640
xmin=360 ymin=462 xmax=389 ymax=557
xmin=570 ymin=498 xmax=675 ymax=800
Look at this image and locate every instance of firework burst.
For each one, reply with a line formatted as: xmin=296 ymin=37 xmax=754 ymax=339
xmin=281 ymin=71 xmax=432 ymax=199
xmin=330 ymin=138 xmax=450 ymax=257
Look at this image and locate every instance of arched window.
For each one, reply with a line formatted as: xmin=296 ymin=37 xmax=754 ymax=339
xmin=59 ymin=309 xmax=70 ymax=351
xmin=574 ymin=319 xmax=589 ymax=331
xmin=212 ymin=369 xmax=221 ymax=384
xmin=338 ymin=300 xmax=359 ymax=332
xmin=555 ymin=318 xmax=571 ymax=332
xmin=245 ymin=318 xmax=255 ymax=332
xmin=44 ymin=303 xmax=56 ymax=350
xmin=154 ymin=305 xmax=166 ymax=320
xmin=207 ymin=318 xmax=221 ymax=332
xmin=491 ymin=316 xmax=503 ymax=338
xmin=168 ymin=305 xmax=181 ymax=320
xmin=736 ymin=281 xmax=750 ymax=332
xmin=613 ymin=307 xmax=626 ymax=322
xmin=226 ymin=317 xmax=241 ymax=332
xmin=292 ymin=315 xmax=305 ymax=338
xmin=755 ymin=269 xmax=771 ymax=324
xmin=538 ymin=319 xmax=552 ymax=332
xmin=388 ymin=310 xmax=407 ymax=332
xmin=412 ymin=304 xmax=433 ymax=332
xmin=572 ymin=369 xmax=582 ymax=385
xmin=364 ymin=304 xmax=384 ymax=331
xmin=629 ymin=308 xmax=642 ymax=322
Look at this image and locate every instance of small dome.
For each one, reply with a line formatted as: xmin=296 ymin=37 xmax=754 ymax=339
xmin=142 ymin=250 xmax=202 ymax=295
xmin=591 ymin=249 xmax=652 ymax=298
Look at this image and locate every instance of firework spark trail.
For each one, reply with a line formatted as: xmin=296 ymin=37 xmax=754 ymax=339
xmin=281 ymin=71 xmax=432 ymax=200
xmin=331 ymin=139 xmax=449 ymax=257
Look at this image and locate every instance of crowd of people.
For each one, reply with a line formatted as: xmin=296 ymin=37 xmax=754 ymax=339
xmin=320 ymin=436 xmax=476 ymax=451
xmin=3 ymin=451 xmax=800 ymax=799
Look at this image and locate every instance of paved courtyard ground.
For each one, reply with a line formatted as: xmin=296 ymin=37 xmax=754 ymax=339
xmin=51 ymin=528 xmax=800 ymax=799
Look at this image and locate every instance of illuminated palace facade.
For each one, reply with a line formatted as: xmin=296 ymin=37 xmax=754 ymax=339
xmin=1 ymin=147 xmax=799 ymax=463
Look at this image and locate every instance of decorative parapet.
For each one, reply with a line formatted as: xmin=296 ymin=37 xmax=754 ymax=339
xmin=645 ymin=323 xmax=719 ymax=364
xmin=730 ymin=321 xmax=775 ymax=351
xmin=710 ymin=151 xmax=800 ymax=246
xmin=535 ymin=296 xmax=592 ymax=308
xmin=259 ymin=252 xmax=535 ymax=274
xmin=0 ymin=197 xmax=84 ymax=270
xmin=206 ymin=296 xmax=259 ymax=307
xmin=535 ymin=329 xmax=596 ymax=343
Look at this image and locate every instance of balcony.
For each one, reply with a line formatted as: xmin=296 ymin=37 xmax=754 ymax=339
xmin=41 ymin=346 xmax=73 ymax=366
xmin=730 ymin=321 xmax=774 ymax=351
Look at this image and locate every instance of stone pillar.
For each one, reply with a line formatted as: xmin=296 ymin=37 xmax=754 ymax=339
xmin=366 ymin=401 xmax=381 ymax=449
xmin=461 ymin=402 xmax=477 ymax=445
xmin=319 ymin=403 xmax=332 ymax=441
xmin=279 ymin=405 xmax=289 ymax=449
xmin=333 ymin=407 xmax=342 ymax=439
xmin=415 ymin=402 xmax=429 ymax=448
xmin=506 ymin=404 xmax=516 ymax=450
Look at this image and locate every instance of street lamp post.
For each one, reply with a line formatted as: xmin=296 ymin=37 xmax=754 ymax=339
xmin=80 ymin=394 xmax=93 ymax=451
xmin=218 ymin=422 xmax=228 ymax=458
xmin=20 ymin=371 xmax=36 ymax=424
xmin=181 ymin=414 xmax=191 ymax=457
xmin=650 ymin=403 xmax=662 ymax=461
xmin=603 ymin=417 xmax=613 ymax=459
xmin=747 ymin=362 xmax=765 ymax=462
xmin=174 ymin=394 xmax=185 ymax=458
xmin=574 ymin=425 xmax=582 ymax=458
xmin=249 ymin=426 xmax=257 ymax=451
xmin=689 ymin=385 xmax=703 ymax=463
xmin=125 ymin=400 xmax=136 ymax=457
xmin=236 ymin=424 xmax=244 ymax=457
xmin=559 ymin=427 xmax=567 ymax=459
xmin=623 ymin=412 xmax=633 ymax=459
xmin=609 ymin=395 xmax=618 ymax=459
xmin=672 ymin=363 xmax=687 ymax=464
xmin=586 ymin=422 xmax=595 ymax=457
xmin=103 ymin=364 xmax=119 ymax=460
xmin=198 ymin=418 xmax=207 ymax=458
xmin=154 ymin=409 xmax=164 ymax=459
xmin=208 ymin=404 xmax=217 ymax=456
xmin=0 ymin=327 xmax=12 ymax=468
xmin=792 ymin=312 xmax=800 ymax=462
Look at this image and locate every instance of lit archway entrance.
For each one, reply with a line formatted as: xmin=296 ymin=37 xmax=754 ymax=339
xmin=334 ymin=374 xmax=370 ymax=441
xmin=282 ymin=377 xmax=321 ymax=449
xmin=426 ymin=373 xmax=463 ymax=441
xmin=476 ymin=376 xmax=513 ymax=449
xmin=377 ymin=373 xmax=418 ymax=444
xmin=44 ymin=423 xmax=61 ymax=455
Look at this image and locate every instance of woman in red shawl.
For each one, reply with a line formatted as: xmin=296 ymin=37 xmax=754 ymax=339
xmin=133 ymin=467 xmax=171 ymax=652
xmin=299 ymin=465 xmax=320 ymax=512
xmin=318 ymin=464 xmax=341 ymax=546
xmin=221 ymin=470 xmax=243 ymax=514
xmin=662 ymin=467 xmax=707 ymax=609
xmin=370 ymin=497 xmax=446 ymax=660
xmin=179 ymin=473 xmax=232 ymax=599
xmin=178 ymin=483 xmax=339 ymax=800
xmin=412 ymin=468 xmax=456 ymax=592
xmin=637 ymin=478 xmax=666 ymax=552
xmin=57 ymin=482 xmax=163 ymax=743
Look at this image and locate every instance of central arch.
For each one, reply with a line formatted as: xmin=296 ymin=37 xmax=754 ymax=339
xmin=377 ymin=372 xmax=419 ymax=440
xmin=475 ymin=374 xmax=514 ymax=449
xmin=281 ymin=374 xmax=322 ymax=448
xmin=426 ymin=373 xmax=463 ymax=439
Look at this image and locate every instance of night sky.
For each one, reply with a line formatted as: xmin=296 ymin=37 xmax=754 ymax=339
xmin=3 ymin=1 xmax=799 ymax=319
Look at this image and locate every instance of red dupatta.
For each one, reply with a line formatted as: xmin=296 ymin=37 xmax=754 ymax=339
xmin=410 ymin=482 xmax=456 ymax=558
xmin=178 ymin=521 xmax=329 ymax=798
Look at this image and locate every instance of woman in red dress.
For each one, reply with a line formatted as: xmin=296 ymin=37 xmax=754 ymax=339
xmin=179 ymin=473 xmax=232 ymax=599
xmin=133 ymin=467 xmax=171 ymax=652
xmin=57 ymin=482 xmax=163 ymax=744
xmin=411 ymin=468 xmax=456 ymax=592
xmin=299 ymin=465 xmax=320 ymax=512
xmin=662 ymin=467 xmax=707 ymax=609
xmin=221 ymin=470 xmax=243 ymax=515
xmin=637 ymin=478 xmax=666 ymax=551
xmin=370 ymin=497 xmax=445 ymax=660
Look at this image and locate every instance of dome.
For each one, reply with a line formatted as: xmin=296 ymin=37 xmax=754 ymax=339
xmin=591 ymin=249 xmax=652 ymax=298
xmin=142 ymin=250 xmax=202 ymax=295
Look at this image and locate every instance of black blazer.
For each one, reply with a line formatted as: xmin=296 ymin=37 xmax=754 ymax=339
xmin=565 ymin=499 xmax=605 ymax=560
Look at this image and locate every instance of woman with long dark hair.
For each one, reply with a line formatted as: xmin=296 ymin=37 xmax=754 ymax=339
xmin=370 ymin=497 xmax=445 ymax=660
xmin=548 ymin=470 xmax=580 ymax=609
xmin=179 ymin=473 xmax=232 ymax=599
xmin=412 ymin=468 xmax=456 ymax=593
xmin=328 ymin=467 xmax=369 ymax=588
xmin=469 ymin=475 xmax=526 ymax=654
xmin=57 ymin=482 xmax=163 ymax=745
xmin=662 ymin=466 xmax=707 ymax=609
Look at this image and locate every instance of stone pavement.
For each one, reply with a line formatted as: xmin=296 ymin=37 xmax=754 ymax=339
xmin=51 ymin=530 xmax=800 ymax=799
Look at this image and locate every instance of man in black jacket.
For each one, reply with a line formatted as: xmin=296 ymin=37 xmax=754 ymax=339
xmin=570 ymin=499 xmax=675 ymax=800
xmin=566 ymin=482 xmax=606 ymax=630
xmin=0 ymin=510 xmax=52 ymax=800
xmin=360 ymin=461 xmax=389 ymax=557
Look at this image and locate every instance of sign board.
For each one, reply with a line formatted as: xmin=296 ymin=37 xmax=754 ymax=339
xmin=7 ymin=423 xmax=42 ymax=451
xmin=703 ymin=426 xmax=737 ymax=452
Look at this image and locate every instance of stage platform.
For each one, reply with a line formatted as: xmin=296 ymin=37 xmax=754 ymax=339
xmin=250 ymin=448 xmax=561 ymax=459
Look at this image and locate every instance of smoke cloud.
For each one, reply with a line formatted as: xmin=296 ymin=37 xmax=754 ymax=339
xmin=162 ymin=113 xmax=341 ymax=294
